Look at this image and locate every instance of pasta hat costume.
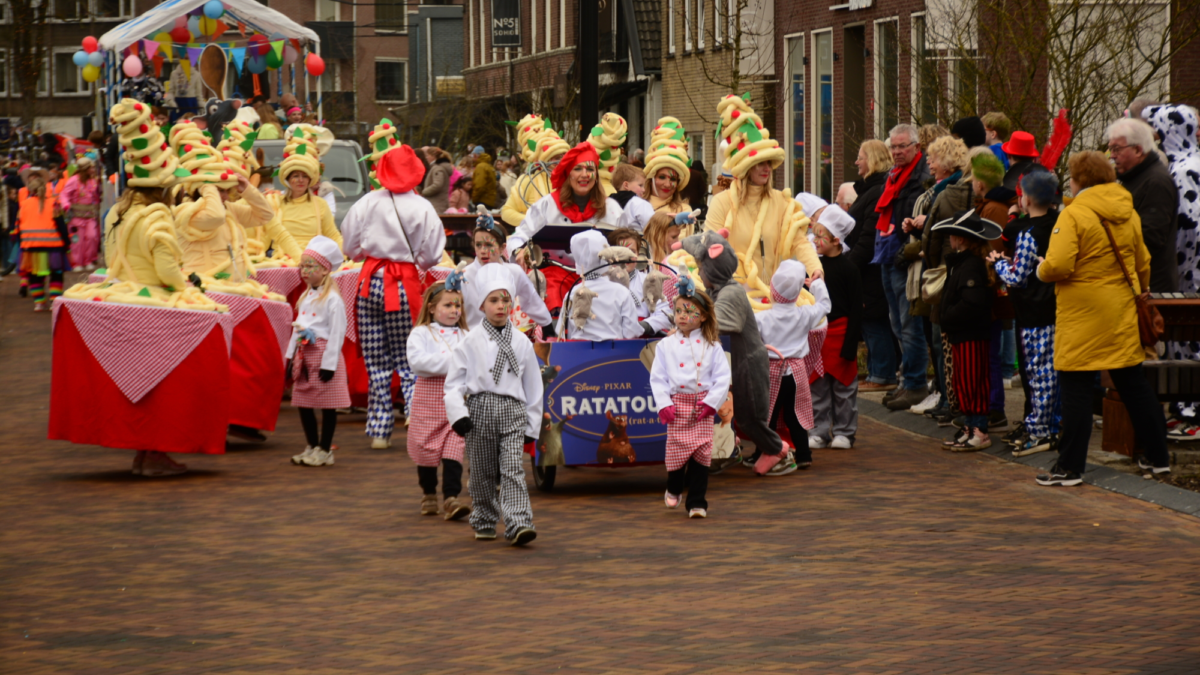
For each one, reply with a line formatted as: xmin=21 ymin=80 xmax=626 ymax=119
xmin=672 ymin=94 xmax=819 ymax=311
xmin=216 ymin=119 xmax=260 ymax=181
xmin=500 ymin=115 xmax=570 ymax=228
xmin=63 ymin=99 xmax=224 ymax=311
xmin=586 ymin=112 xmax=628 ymax=195
xmin=280 ymin=123 xmax=325 ymax=185
xmin=644 ymin=116 xmax=692 ymax=195
xmin=365 ymin=118 xmax=399 ymax=190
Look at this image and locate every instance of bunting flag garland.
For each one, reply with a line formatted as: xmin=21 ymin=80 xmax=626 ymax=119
xmin=231 ymin=47 xmax=246 ymax=75
xmin=188 ymin=47 xmax=203 ymax=68
xmin=144 ymin=40 xmax=159 ymax=59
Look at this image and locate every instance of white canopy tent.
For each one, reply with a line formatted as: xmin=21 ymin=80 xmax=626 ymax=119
xmin=98 ymin=0 xmax=322 ymax=115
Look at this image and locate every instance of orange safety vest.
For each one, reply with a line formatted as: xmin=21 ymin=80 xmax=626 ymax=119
xmin=17 ymin=194 xmax=64 ymax=249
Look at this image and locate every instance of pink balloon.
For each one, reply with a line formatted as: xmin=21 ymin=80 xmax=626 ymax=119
xmin=82 ymin=36 xmax=98 ymax=53
xmin=305 ymin=53 xmax=325 ymax=77
xmin=175 ymin=16 xmax=188 ymax=29
xmin=282 ymin=44 xmax=298 ymax=65
xmin=123 ymin=54 xmax=143 ymax=78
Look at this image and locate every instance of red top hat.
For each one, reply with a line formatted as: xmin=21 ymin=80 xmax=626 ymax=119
xmin=375 ymin=144 xmax=426 ymax=193
xmin=550 ymin=142 xmax=600 ymax=191
xmin=1001 ymin=130 xmax=1039 ymax=158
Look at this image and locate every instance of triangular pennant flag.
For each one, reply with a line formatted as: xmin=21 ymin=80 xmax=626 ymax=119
xmin=144 ymin=40 xmax=159 ymax=60
xmin=212 ymin=20 xmax=229 ymax=41
xmin=152 ymin=53 xmax=164 ymax=78
xmin=271 ymin=40 xmax=284 ymax=60
xmin=289 ymin=38 xmax=301 ymax=52
xmin=238 ymin=21 xmax=247 ymax=37
xmin=188 ymin=47 xmax=203 ymax=68
xmin=231 ymin=47 xmax=246 ymax=75
xmin=180 ymin=59 xmax=191 ymax=80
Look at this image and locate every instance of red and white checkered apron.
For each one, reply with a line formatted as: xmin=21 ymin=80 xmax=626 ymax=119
xmin=767 ymin=357 xmax=815 ymax=430
xmin=805 ymin=325 xmax=827 ymax=379
xmin=406 ymin=375 xmax=465 ymax=467
xmin=665 ymin=392 xmax=713 ymax=471
xmin=291 ymin=338 xmax=352 ymax=409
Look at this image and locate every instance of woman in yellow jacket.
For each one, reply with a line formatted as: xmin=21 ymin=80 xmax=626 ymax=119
xmin=263 ymin=123 xmax=342 ymax=253
xmin=1034 ymin=150 xmax=1171 ymax=486
xmin=704 ymin=95 xmax=822 ymax=307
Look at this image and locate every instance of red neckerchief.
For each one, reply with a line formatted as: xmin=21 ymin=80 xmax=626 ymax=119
xmin=874 ymin=152 xmax=923 ymax=233
xmin=552 ymin=191 xmax=598 ymax=223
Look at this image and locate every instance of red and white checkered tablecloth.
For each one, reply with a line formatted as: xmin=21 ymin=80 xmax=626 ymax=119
xmin=207 ymin=292 xmax=295 ymax=357
xmin=252 ymin=266 xmax=302 ymax=297
xmin=87 ymin=272 xmax=107 ymax=284
xmin=422 ymin=266 xmax=452 ymax=285
xmin=52 ymin=298 xmax=235 ymax=404
xmin=334 ymin=268 xmax=362 ymax=344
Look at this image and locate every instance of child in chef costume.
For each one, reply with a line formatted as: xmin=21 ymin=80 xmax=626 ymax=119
xmin=445 ymin=263 xmax=544 ymax=546
xmin=463 ymin=213 xmax=552 ymax=332
xmin=406 ymin=269 xmax=471 ymax=521
xmin=286 ymin=235 xmax=351 ymax=467
xmin=650 ymin=277 xmax=731 ymax=518
xmin=557 ymin=229 xmax=643 ymax=341
xmin=753 ymin=260 xmax=831 ymax=474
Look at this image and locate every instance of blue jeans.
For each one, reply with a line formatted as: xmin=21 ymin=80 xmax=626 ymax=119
xmin=881 ymin=264 xmax=929 ymax=390
xmin=1000 ymin=327 xmax=1017 ymax=379
xmin=862 ymin=317 xmax=898 ymax=384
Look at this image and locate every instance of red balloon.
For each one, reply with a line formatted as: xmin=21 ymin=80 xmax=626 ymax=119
xmin=248 ymin=34 xmax=269 ymax=57
xmin=170 ymin=27 xmax=191 ymax=43
xmin=305 ymin=53 xmax=325 ymax=77
xmin=82 ymin=36 xmax=98 ymax=53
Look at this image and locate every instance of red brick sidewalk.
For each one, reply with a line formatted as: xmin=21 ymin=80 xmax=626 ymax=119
xmin=3 ymin=282 xmax=1199 ymax=674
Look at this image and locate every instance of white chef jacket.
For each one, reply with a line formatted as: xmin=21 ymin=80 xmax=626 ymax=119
xmin=341 ymin=190 xmax=445 ymax=272
xmin=443 ymin=324 xmax=544 ymax=438
xmin=557 ymin=275 xmax=643 ymax=341
xmin=615 ymin=195 xmax=656 ymax=233
xmin=755 ymin=279 xmax=831 ymax=365
xmin=285 ymin=287 xmax=348 ymax=373
xmin=649 ymin=330 xmax=732 ymax=412
xmin=506 ymin=192 xmax=621 ymax=258
xmin=462 ymin=259 xmax=551 ymax=329
xmin=406 ymin=323 xmax=466 ymax=378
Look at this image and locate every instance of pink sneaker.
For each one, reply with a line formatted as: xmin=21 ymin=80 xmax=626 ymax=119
xmin=754 ymin=442 xmax=791 ymax=476
xmin=664 ymin=490 xmax=680 ymax=508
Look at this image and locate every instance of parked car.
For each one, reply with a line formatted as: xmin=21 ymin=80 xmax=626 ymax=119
xmin=253 ymin=139 xmax=368 ymax=228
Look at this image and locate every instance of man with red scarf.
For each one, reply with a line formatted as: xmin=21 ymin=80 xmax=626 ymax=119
xmin=869 ymin=124 xmax=931 ymax=411
xmin=342 ymin=142 xmax=447 ymax=449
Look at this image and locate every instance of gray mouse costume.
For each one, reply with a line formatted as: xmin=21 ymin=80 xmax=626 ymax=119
xmin=678 ymin=230 xmax=783 ymax=458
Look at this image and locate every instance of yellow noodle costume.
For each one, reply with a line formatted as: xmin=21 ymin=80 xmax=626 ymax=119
xmin=500 ymin=114 xmax=570 ymax=229
xmin=264 ymin=124 xmax=342 ymax=251
xmin=586 ymin=112 xmax=628 ymax=195
xmin=644 ymin=117 xmax=692 ymax=212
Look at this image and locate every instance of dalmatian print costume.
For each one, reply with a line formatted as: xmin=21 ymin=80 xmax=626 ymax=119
xmin=1144 ymin=105 xmax=1200 ymax=297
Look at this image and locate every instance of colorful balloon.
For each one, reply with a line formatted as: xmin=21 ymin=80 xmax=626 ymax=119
xmin=305 ymin=53 xmax=325 ymax=77
xmin=123 ymin=55 xmax=143 ymax=78
xmin=265 ymin=48 xmax=283 ymax=70
xmin=282 ymin=44 xmax=299 ymax=65
xmin=73 ymin=50 xmax=89 ymax=68
xmin=82 ymin=64 xmax=101 ymax=83
xmin=248 ymin=34 xmax=269 ymax=57
xmin=203 ymin=0 xmax=224 ymax=19
xmin=170 ymin=27 xmax=192 ymax=43
xmin=187 ymin=15 xmax=201 ymax=36
xmin=247 ymin=55 xmax=267 ymax=74
xmin=82 ymin=36 xmax=98 ymax=53
xmin=198 ymin=16 xmax=217 ymax=36
xmin=87 ymin=51 xmax=105 ymax=68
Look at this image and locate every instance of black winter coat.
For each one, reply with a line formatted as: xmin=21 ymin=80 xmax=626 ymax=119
xmin=847 ymin=171 xmax=888 ymax=321
xmin=1118 ymin=152 xmax=1179 ymax=293
xmin=940 ymin=249 xmax=993 ymax=344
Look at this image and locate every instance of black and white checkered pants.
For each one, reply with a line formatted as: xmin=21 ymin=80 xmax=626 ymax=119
xmin=357 ymin=276 xmax=417 ymax=439
xmin=465 ymin=392 xmax=534 ymax=539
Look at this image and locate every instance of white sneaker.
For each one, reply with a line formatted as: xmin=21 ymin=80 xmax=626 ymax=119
xmin=909 ymin=392 xmax=942 ymax=414
xmin=301 ymin=448 xmax=335 ymax=466
xmin=688 ymin=508 xmax=707 ymax=519
xmin=664 ymin=490 xmax=680 ymax=508
xmin=1008 ymin=375 xmax=1021 ymax=389
xmin=291 ymin=445 xmax=315 ymax=464
xmin=831 ymin=435 xmax=853 ymax=449
xmin=370 ymin=437 xmax=390 ymax=449
xmin=809 ymin=435 xmax=827 ymax=449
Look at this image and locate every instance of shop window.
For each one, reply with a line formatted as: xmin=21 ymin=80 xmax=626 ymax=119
xmin=787 ymin=35 xmax=804 ymax=195
xmin=816 ymin=31 xmax=833 ymax=201
xmin=875 ymin=19 xmax=899 ymax=138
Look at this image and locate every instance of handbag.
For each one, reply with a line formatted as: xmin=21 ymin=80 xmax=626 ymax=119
xmin=921 ymin=264 xmax=947 ymax=304
xmin=1098 ymin=218 xmax=1163 ymax=347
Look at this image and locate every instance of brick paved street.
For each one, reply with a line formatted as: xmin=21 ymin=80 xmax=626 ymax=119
xmin=4 ymin=280 xmax=1200 ymax=674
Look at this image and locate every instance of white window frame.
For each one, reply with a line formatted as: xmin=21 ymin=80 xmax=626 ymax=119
xmin=873 ymin=16 xmax=900 ymax=139
xmin=910 ymin=12 xmax=926 ymax=124
xmin=0 ymin=49 xmax=8 ymax=96
xmin=0 ymin=2 xmax=11 ymax=23
xmin=375 ymin=57 xmax=408 ymax=104
xmin=531 ymin=0 xmax=538 ymax=55
xmin=559 ymin=0 xmax=566 ymax=49
xmin=469 ymin=0 xmax=476 ymax=67
xmin=668 ymin=0 xmax=676 ymax=56
xmin=52 ymin=47 xmax=89 ymax=97
xmin=698 ymin=0 xmax=705 ymax=50
xmin=91 ymin=0 xmax=135 ymax=20
xmin=545 ymin=0 xmax=553 ymax=52
xmin=811 ymin=28 xmax=833 ymax=198
xmin=728 ymin=0 xmax=735 ymax=45
xmin=714 ymin=0 xmax=723 ymax=45
xmin=375 ymin=0 xmax=409 ymax=35
xmin=48 ymin=0 xmax=86 ymax=21
xmin=37 ymin=54 xmax=50 ymax=97
xmin=782 ymin=32 xmax=804 ymax=194
xmin=315 ymin=0 xmax=339 ymax=22
xmin=685 ymin=0 xmax=693 ymax=52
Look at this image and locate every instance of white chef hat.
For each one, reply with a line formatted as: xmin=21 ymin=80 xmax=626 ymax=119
xmin=795 ymin=192 xmax=829 ymax=219
xmin=817 ymin=204 xmax=856 ymax=253
xmin=302 ymin=235 xmax=344 ymax=271
xmin=474 ymin=262 xmax=516 ymax=308
xmin=769 ymin=259 xmax=807 ymax=303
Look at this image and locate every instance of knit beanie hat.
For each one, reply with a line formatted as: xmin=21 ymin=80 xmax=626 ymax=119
xmin=279 ymin=123 xmax=324 ymax=183
xmin=644 ymin=117 xmax=691 ymax=190
xmin=366 ymin=118 xmax=399 ymax=189
xmin=216 ymin=119 xmax=259 ymax=180
xmin=717 ymin=94 xmax=784 ymax=179
xmin=170 ymin=120 xmax=237 ymax=189
xmin=586 ymin=112 xmax=628 ymax=184
xmin=971 ymin=151 xmax=1005 ymax=190
xmin=110 ymin=98 xmax=178 ymax=188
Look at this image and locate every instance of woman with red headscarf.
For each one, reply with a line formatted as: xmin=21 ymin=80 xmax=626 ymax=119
xmin=505 ymin=142 xmax=621 ymax=260
xmin=341 ymin=142 xmax=447 ymax=449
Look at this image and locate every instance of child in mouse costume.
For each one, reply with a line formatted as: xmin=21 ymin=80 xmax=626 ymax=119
xmin=676 ymin=228 xmax=789 ymax=475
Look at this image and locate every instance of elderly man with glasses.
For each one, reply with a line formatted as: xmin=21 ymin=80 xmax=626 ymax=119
xmin=870 ymin=124 xmax=932 ymax=411
xmin=1108 ymin=117 xmax=1179 ymax=293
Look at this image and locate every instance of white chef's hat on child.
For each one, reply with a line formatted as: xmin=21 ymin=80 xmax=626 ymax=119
xmin=817 ymin=204 xmax=856 ymax=253
xmin=795 ymin=192 xmax=829 ymax=218
xmin=770 ymin=259 xmax=807 ymax=303
xmin=302 ymin=235 xmax=344 ymax=271
xmin=474 ymin=262 xmax=516 ymax=308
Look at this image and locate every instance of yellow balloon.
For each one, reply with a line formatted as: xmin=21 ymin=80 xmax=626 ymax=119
xmin=154 ymin=31 xmax=173 ymax=47
xmin=81 ymin=64 xmax=100 ymax=83
xmin=198 ymin=16 xmax=217 ymax=36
